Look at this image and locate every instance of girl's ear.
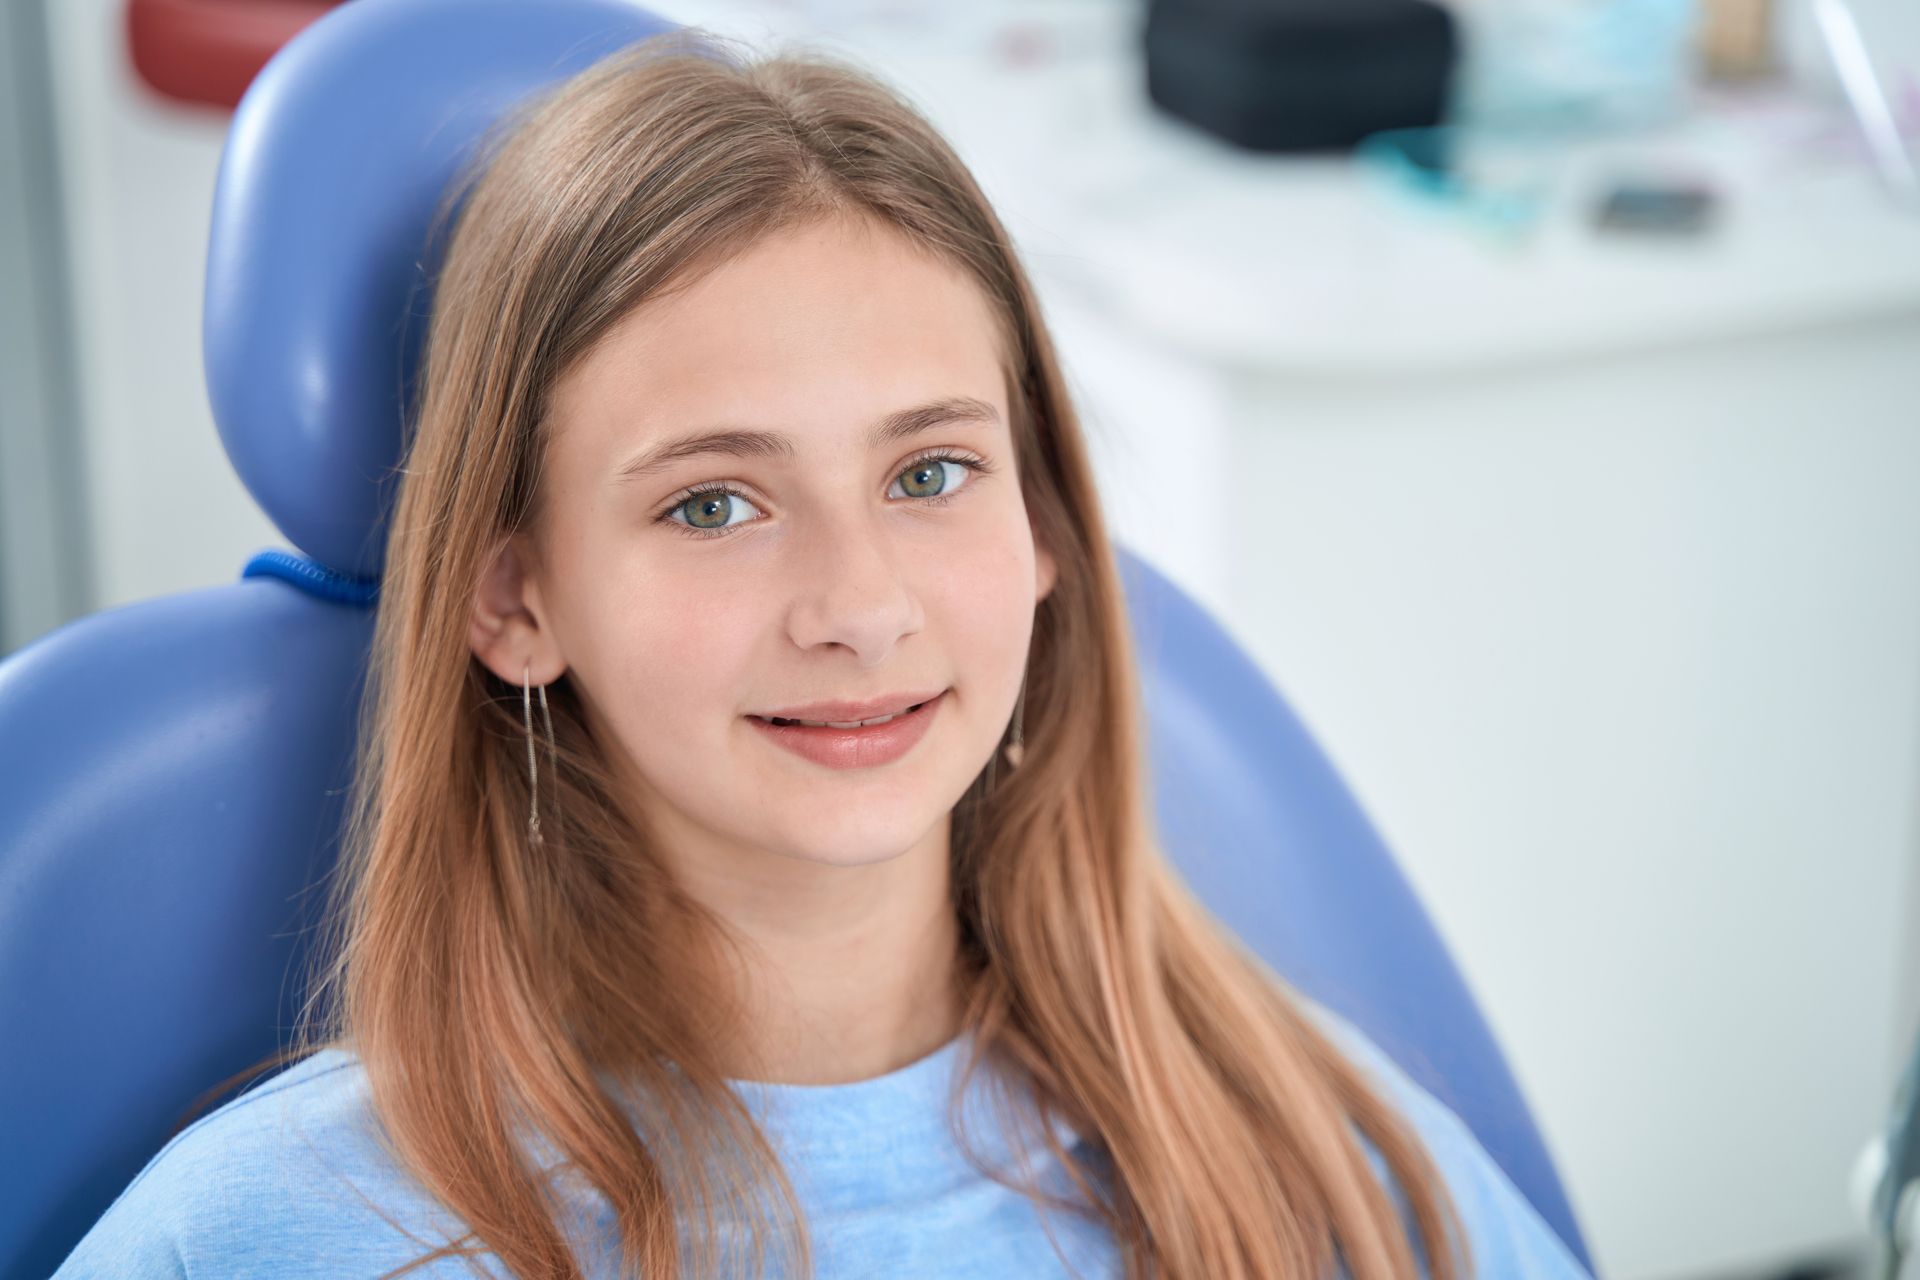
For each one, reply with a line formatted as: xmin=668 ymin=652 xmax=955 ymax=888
xmin=469 ymin=533 xmax=567 ymax=685
xmin=1036 ymin=540 xmax=1058 ymax=604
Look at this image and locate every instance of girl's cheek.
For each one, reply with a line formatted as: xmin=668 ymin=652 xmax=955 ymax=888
xmin=612 ymin=589 xmax=761 ymax=688
xmin=952 ymin=523 xmax=1035 ymax=612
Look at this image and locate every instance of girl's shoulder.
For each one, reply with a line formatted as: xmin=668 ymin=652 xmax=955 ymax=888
xmin=1296 ymin=996 xmax=1594 ymax=1279
xmin=52 ymin=1048 xmax=491 ymax=1279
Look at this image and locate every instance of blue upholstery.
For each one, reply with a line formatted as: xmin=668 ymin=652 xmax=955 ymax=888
xmin=0 ymin=0 xmax=1593 ymax=1275
xmin=1121 ymin=548 xmax=1593 ymax=1271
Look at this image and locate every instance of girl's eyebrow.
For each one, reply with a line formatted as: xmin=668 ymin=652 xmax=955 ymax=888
xmin=611 ymin=395 xmax=999 ymax=484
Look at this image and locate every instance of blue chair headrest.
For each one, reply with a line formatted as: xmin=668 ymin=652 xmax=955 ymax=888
xmin=203 ymin=0 xmax=677 ymax=581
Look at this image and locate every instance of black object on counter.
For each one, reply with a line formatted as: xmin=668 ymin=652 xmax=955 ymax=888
xmin=1144 ymin=0 xmax=1458 ymax=153
xmin=1593 ymin=181 xmax=1720 ymax=235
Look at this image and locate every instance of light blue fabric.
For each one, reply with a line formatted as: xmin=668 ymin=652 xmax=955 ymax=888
xmin=51 ymin=998 xmax=1592 ymax=1278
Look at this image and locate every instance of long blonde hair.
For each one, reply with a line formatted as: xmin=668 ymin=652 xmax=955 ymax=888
xmin=211 ymin=27 xmax=1471 ymax=1280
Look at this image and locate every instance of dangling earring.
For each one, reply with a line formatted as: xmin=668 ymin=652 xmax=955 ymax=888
xmin=984 ymin=671 xmax=1028 ymax=796
xmin=522 ymin=663 xmax=558 ymax=848
xmin=1002 ymin=673 xmax=1027 ymax=770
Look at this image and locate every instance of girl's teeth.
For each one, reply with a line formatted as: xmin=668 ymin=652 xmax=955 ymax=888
xmin=773 ymin=707 xmax=916 ymax=729
xmin=810 ymin=712 xmax=896 ymax=729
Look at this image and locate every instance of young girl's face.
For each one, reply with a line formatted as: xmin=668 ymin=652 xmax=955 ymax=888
xmin=490 ymin=215 xmax=1055 ymax=872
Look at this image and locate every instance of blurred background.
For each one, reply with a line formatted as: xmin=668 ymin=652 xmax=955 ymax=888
xmin=3 ymin=0 xmax=1918 ymax=1276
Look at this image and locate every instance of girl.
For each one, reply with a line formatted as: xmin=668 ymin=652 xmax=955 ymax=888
xmin=56 ymin=27 xmax=1591 ymax=1280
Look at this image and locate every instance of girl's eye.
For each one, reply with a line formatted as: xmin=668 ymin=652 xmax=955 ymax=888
xmin=886 ymin=451 xmax=982 ymax=503
xmin=659 ymin=487 xmax=765 ymax=537
xmin=655 ymin=449 xmax=991 ymax=540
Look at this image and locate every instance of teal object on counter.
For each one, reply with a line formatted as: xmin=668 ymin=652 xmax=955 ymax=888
xmin=1354 ymin=125 xmax=1554 ymax=240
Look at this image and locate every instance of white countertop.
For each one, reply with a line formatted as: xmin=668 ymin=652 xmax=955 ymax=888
xmin=655 ymin=0 xmax=1920 ymax=376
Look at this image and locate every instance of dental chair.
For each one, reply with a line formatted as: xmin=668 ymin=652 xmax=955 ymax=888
xmin=0 ymin=1 xmax=1596 ymax=1275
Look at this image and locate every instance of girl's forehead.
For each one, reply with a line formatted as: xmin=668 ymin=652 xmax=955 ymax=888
xmin=548 ymin=228 xmax=1009 ymax=460
xmin=594 ymin=223 xmax=996 ymax=373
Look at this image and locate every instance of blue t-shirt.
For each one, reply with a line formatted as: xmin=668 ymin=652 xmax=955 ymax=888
xmin=52 ymin=998 xmax=1592 ymax=1277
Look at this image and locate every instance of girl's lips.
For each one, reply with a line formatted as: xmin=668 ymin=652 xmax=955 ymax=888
xmin=746 ymin=689 xmax=946 ymax=770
